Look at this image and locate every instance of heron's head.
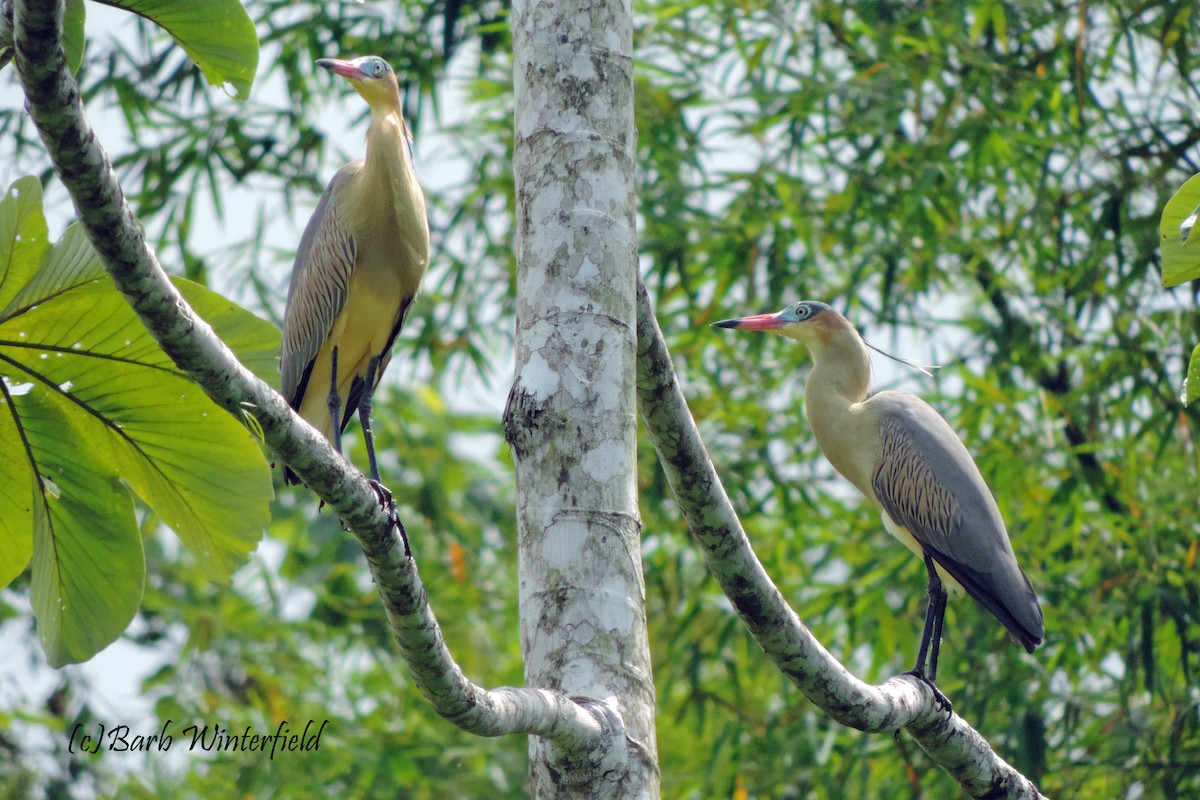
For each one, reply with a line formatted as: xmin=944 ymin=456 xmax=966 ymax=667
xmin=711 ymin=301 xmax=854 ymax=347
xmin=317 ymin=56 xmax=402 ymax=114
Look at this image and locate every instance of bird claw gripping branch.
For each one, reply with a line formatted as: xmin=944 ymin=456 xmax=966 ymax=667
xmin=369 ymin=479 xmax=410 ymax=558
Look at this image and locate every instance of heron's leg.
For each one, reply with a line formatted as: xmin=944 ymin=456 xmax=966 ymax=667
xmin=927 ymin=574 xmax=948 ymax=682
xmin=912 ymin=566 xmax=937 ymax=676
xmin=355 ymin=358 xmax=408 ymax=555
xmin=358 ymin=355 xmax=382 ymax=483
xmin=328 ymin=346 xmax=342 ymax=455
xmin=908 ymin=552 xmax=951 ymax=711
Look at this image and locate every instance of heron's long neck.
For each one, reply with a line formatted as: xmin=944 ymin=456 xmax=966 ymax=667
xmin=353 ymin=109 xmax=428 ymax=264
xmin=803 ymin=330 xmax=874 ymax=493
xmin=364 ymin=110 xmax=418 ymax=193
xmin=806 ymin=330 xmax=871 ymax=404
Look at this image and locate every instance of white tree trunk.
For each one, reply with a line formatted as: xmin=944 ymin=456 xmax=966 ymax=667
xmin=507 ymin=0 xmax=655 ymax=796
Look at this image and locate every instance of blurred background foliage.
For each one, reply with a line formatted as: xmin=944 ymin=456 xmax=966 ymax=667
xmin=1 ymin=0 xmax=1198 ymax=797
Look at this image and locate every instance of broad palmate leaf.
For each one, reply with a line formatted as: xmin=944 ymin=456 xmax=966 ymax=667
xmin=96 ymin=0 xmax=258 ymax=98
xmin=0 ymin=176 xmax=276 ymax=666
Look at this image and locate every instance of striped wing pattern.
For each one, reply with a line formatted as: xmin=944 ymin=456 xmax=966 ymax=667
xmin=871 ymin=396 xmax=1043 ymax=651
xmin=280 ymin=165 xmax=359 ymax=409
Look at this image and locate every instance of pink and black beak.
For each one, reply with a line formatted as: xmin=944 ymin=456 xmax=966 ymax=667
xmin=317 ymin=58 xmax=368 ymax=81
xmin=711 ymin=311 xmax=787 ymax=331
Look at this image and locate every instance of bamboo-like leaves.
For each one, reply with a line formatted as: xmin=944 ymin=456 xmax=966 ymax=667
xmin=0 ymin=177 xmax=277 ymax=665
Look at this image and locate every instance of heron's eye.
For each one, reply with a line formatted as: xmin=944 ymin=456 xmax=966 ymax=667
xmin=794 ymin=304 xmax=812 ymax=320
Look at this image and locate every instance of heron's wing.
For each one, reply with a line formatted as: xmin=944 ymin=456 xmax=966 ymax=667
xmin=869 ymin=393 xmax=1044 ymax=650
xmin=280 ymin=164 xmax=360 ymax=408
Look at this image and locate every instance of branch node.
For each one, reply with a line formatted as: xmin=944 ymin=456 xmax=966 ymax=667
xmin=544 ymin=696 xmax=628 ymax=791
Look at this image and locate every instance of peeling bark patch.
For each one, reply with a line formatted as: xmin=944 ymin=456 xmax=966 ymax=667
xmin=503 ymin=384 xmax=546 ymax=459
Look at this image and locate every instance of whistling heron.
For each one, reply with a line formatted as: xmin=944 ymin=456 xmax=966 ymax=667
xmin=280 ymin=56 xmax=430 ymax=486
xmin=713 ymin=301 xmax=1043 ymax=695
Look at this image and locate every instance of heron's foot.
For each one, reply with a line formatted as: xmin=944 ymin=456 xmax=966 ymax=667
xmin=368 ymin=478 xmax=393 ymax=512
xmin=906 ymin=669 xmax=953 ymax=714
xmin=368 ymin=479 xmax=411 ymax=558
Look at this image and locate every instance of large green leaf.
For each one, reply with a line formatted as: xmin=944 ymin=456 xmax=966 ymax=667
xmin=63 ymin=0 xmax=86 ymax=75
xmin=1187 ymin=343 xmax=1200 ymax=407
xmin=0 ymin=380 xmax=34 ymax=587
xmin=96 ymin=0 xmax=258 ymax=99
xmin=1160 ymin=172 xmax=1200 ymax=287
xmin=0 ymin=177 xmax=277 ymax=666
xmin=23 ymin=381 xmax=144 ymax=666
xmin=0 ymin=177 xmax=50 ymax=307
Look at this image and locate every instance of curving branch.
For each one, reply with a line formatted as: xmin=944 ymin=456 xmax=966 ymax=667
xmin=0 ymin=1 xmax=13 ymax=72
xmin=12 ymin=0 xmax=607 ymax=753
xmin=633 ymin=279 xmax=1047 ymax=800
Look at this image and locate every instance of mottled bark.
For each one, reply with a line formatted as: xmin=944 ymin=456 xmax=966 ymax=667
xmin=0 ymin=1 xmax=13 ymax=71
xmin=634 ymin=279 xmax=1047 ymax=800
xmin=13 ymin=0 xmax=605 ymax=751
xmin=507 ymin=0 xmax=657 ymax=795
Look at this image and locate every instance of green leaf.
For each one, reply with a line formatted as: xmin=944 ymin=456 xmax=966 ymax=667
xmin=95 ymin=0 xmax=259 ymax=99
xmin=176 ymin=281 xmax=280 ymax=385
xmin=63 ymin=0 xmax=86 ymax=75
xmin=0 ymin=382 xmax=34 ymax=587
xmin=1186 ymin=342 xmax=1200 ymax=407
xmin=1 ymin=218 xmax=280 ymax=385
xmin=0 ymin=177 xmax=276 ymax=665
xmin=0 ymin=177 xmax=51 ymax=310
xmin=1159 ymin=172 xmax=1200 ymax=287
xmin=24 ymin=383 xmax=144 ymax=667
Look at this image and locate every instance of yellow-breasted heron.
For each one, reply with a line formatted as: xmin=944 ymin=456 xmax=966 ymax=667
xmin=714 ymin=301 xmax=1043 ymax=700
xmin=280 ymin=56 xmax=430 ymax=487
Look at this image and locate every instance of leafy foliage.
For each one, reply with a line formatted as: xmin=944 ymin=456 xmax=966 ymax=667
xmin=0 ymin=0 xmax=254 ymax=90
xmin=62 ymin=0 xmax=86 ymax=74
xmin=1186 ymin=343 xmax=1200 ymax=406
xmin=1 ymin=0 xmax=1198 ymax=798
xmin=0 ymin=176 xmax=276 ymax=666
xmin=633 ymin=2 xmax=1200 ymax=796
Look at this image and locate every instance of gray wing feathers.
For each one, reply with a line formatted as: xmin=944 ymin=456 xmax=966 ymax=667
xmin=873 ymin=399 xmax=1001 ymax=559
xmin=280 ymin=166 xmax=359 ymax=406
xmin=871 ymin=396 xmax=1044 ymax=650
